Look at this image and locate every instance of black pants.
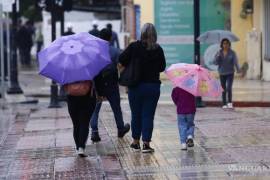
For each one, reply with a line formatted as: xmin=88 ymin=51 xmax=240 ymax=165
xmin=19 ymin=47 xmax=31 ymax=66
xmin=67 ymin=94 xmax=96 ymax=149
xmin=220 ymin=74 xmax=234 ymax=105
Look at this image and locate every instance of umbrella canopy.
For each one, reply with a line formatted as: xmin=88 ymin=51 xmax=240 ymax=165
xmin=38 ymin=32 xmax=111 ymax=85
xmin=197 ymin=30 xmax=239 ymax=44
xmin=165 ymin=63 xmax=223 ymax=98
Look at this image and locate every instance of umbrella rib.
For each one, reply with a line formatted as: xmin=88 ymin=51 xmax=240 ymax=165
xmin=62 ymin=55 xmax=70 ymax=84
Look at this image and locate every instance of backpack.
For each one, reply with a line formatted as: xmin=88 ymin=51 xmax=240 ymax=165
xmin=94 ymin=64 xmax=118 ymax=95
xmin=64 ymin=81 xmax=92 ymax=96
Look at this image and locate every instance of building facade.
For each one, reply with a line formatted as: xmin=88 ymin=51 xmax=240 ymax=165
xmin=232 ymin=0 xmax=270 ymax=81
xmin=133 ymin=0 xmax=229 ymax=66
xmin=131 ymin=0 xmax=270 ymax=81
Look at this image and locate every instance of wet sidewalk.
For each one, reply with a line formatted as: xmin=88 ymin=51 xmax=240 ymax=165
xmin=1 ymin=100 xmax=270 ymax=179
xmin=1 ymin=70 xmax=270 ymax=179
xmin=0 ymin=103 xmax=126 ymax=179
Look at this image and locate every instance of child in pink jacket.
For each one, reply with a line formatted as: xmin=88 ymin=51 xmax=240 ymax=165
xmin=171 ymin=87 xmax=196 ymax=150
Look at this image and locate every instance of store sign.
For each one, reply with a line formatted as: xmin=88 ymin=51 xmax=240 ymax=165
xmin=155 ymin=0 xmax=194 ymax=65
xmin=155 ymin=0 xmax=229 ymax=66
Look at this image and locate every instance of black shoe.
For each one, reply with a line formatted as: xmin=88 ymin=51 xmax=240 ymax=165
xmin=142 ymin=143 xmax=155 ymax=153
xmin=130 ymin=143 xmax=141 ymax=151
xmin=118 ymin=123 xmax=130 ymax=138
xmin=91 ymin=131 xmax=101 ymax=142
xmin=186 ymin=138 xmax=194 ymax=147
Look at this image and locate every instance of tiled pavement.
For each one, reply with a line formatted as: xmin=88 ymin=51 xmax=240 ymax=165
xmin=0 ymin=103 xmax=125 ymax=180
xmin=1 ymin=100 xmax=270 ymax=179
xmin=1 ymin=70 xmax=270 ymax=179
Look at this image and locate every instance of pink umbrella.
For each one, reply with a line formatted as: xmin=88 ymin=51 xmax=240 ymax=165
xmin=165 ymin=63 xmax=223 ymax=97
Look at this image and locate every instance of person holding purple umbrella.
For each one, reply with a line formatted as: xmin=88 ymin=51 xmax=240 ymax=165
xmin=65 ymin=81 xmax=97 ymax=157
xmin=38 ymin=32 xmax=112 ymax=157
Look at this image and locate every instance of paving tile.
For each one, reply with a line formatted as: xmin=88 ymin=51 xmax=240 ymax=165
xmin=56 ymin=131 xmax=74 ymax=147
xmin=54 ymin=157 xmax=105 ymax=179
xmin=15 ymin=149 xmax=55 ymax=160
xmin=25 ymin=119 xmax=55 ymax=131
xmin=8 ymin=158 xmax=53 ymax=175
xmin=226 ymin=147 xmax=270 ymax=163
xmin=6 ymin=173 xmax=53 ymax=180
xmin=16 ymin=135 xmax=55 ymax=150
xmin=55 ymin=118 xmax=73 ymax=129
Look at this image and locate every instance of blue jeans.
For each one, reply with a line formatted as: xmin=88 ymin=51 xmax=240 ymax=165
xmin=128 ymin=83 xmax=160 ymax=142
xmin=220 ymin=74 xmax=234 ymax=105
xmin=90 ymin=85 xmax=124 ymax=131
xmin=177 ymin=114 xmax=195 ymax=144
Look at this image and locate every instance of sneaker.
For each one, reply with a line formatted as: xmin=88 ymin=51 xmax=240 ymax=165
xmin=77 ymin=147 xmax=87 ymax=157
xmin=118 ymin=123 xmax=130 ymax=138
xmin=222 ymin=105 xmax=228 ymax=109
xmin=227 ymin=103 xmax=233 ymax=109
xmin=186 ymin=138 xmax=194 ymax=147
xmin=181 ymin=143 xmax=187 ymax=150
xmin=91 ymin=131 xmax=101 ymax=142
xmin=142 ymin=143 xmax=155 ymax=153
xmin=130 ymin=143 xmax=141 ymax=151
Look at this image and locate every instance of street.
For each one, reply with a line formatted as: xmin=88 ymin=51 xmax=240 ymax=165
xmin=0 ymin=70 xmax=270 ymax=179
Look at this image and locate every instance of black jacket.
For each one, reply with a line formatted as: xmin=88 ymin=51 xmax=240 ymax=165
xmin=119 ymin=41 xmax=166 ymax=84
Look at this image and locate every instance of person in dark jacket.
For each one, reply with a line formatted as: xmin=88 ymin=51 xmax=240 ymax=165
xmin=171 ymin=87 xmax=196 ymax=150
xmin=214 ymin=38 xmax=241 ymax=109
xmin=16 ymin=21 xmax=34 ymax=66
xmin=106 ymin=23 xmax=119 ymax=48
xmin=89 ymin=20 xmax=100 ymax=37
xmin=65 ymin=81 xmax=99 ymax=157
xmin=90 ymin=28 xmax=130 ymax=142
xmin=118 ymin=23 xmax=166 ymax=153
xmin=63 ymin=24 xmax=75 ymax=36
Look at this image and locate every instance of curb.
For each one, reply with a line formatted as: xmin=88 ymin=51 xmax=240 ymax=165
xmin=205 ymin=101 xmax=270 ymax=107
xmin=23 ymin=94 xmax=270 ymax=107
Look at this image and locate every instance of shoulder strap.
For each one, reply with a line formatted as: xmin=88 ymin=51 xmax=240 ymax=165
xmin=90 ymin=81 xmax=95 ymax=97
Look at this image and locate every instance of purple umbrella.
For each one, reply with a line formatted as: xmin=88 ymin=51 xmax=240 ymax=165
xmin=38 ymin=32 xmax=111 ymax=85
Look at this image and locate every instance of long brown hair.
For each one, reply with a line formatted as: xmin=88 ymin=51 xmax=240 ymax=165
xmin=140 ymin=23 xmax=158 ymax=50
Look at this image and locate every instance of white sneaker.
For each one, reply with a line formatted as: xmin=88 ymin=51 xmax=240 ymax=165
xmin=77 ymin=147 xmax=87 ymax=157
xmin=222 ymin=105 xmax=228 ymax=109
xmin=227 ymin=103 xmax=233 ymax=109
xmin=181 ymin=143 xmax=187 ymax=150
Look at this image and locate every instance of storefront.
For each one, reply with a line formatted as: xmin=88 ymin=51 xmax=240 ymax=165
xmin=154 ymin=0 xmax=230 ymax=66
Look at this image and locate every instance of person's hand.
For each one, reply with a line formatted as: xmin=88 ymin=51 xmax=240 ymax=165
xmin=117 ymin=63 xmax=125 ymax=73
xmin=97 ymin=96 xmax=106 ymax=102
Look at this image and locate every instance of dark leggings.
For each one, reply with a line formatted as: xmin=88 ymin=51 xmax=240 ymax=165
xmin=67 ymin=94 xmax=96 ymax=149
xmin=220 ymin=74 xmax=234 ymax=105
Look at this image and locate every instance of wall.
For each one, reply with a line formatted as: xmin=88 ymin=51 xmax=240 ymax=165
xmin=42 ymin=11 xmax=123 ymax=48
xmin=231 ymin=0 xmax=253 ymax=66
xmin=133 ymin=0 xmax=154 ymax=25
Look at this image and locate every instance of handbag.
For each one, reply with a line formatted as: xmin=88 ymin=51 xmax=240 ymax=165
xmin=64 ymin=81 xmax=92 ymax=96
xmin=119 ymin=57 xmax=141 ymax=87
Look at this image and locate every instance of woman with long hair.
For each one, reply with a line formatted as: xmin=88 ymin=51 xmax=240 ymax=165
xmin=118 ymin=23 xmax=166 ymax=153
xmin=214 ymin=38 xmax=241 ymax=109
